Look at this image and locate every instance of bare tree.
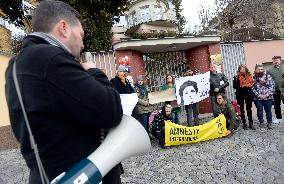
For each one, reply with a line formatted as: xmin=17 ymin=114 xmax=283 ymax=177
xmin=197 ymin=0 xmax=281 ymax=40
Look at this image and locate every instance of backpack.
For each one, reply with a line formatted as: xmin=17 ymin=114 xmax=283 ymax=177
xmin=148 ymin=110 xmax=159 ymax=127
xmin=230 ymin=100 xmax=241 ymax=129
xmin=230 ymin=100 xmax=241 ymax=118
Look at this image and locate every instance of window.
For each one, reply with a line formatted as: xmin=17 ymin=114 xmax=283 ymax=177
xmin=128 ymin=11 xmax=137 ymax=27
xmin=140 ymin=5 xmax=150 ymax=22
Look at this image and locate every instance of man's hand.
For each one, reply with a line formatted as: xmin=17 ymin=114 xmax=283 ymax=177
xmin=214 ymin=88 xmax=219 ymax=92
xmin=80 ymin=62 xmax=96 ymax=71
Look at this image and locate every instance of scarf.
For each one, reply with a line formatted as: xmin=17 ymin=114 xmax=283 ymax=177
xmin=239 ymin=73 xmax=253 ymax=88
xmin=136 ymin=84 xmax=148 ymax=97
xmin=30 ymin=32 xmax=72 ymax=56
xmin=117 ymin=75 xmax=126 ymax=85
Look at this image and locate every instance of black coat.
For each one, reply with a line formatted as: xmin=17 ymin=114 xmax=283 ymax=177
xmin=110 ymin=76 xmax=135 ymax=94
xmin=5 ymin=35 xmax=123 ymax=182
xmin=209 ymin=72 xmax=229 ymax=96
xmin=233 ymin=76 xmax=254 ymax=100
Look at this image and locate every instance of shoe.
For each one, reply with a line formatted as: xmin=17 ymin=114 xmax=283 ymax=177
xmin=249 ymin=124 xmax=256 ymax=130
xmin=226 ymin=130 xmax=234 ymax=137
xmin=243 ymin=124 xmax=248 ymax=130
xmin=267 ymin=123 xmax=272 ymax=129
xmin=273 ymin=119 xmax=280 ymax=124
xmin=259 ymin=123 xmax=265 ymax=128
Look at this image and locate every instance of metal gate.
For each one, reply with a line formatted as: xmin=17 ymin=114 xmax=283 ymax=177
xmin=82 ymin=51 xmax=116 ymax=79
xmin=143 ymin=51 xmax=188 ymax=92
xmin=221 ymin=42 xmax=246 ymax=100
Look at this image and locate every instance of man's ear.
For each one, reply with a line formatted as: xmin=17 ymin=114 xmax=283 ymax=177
xmin=58 ymin=20 xmax=69 ymax=38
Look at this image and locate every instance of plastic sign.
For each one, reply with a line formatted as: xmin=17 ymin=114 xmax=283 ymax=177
xmin=118 ymin=56 xmax=131 ymax=65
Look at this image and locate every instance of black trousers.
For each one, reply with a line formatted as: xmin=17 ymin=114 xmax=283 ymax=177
xmin=273 ymin=90 xmax=282 ymax=119
xmin=237 ymin=95 xmax=253 ymax=125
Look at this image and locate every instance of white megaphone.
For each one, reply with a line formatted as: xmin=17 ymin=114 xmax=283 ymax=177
xmin=51 ymin=115 xmax=151 ymax=184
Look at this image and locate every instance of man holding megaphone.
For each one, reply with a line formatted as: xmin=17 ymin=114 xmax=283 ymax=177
xmin=5 ymin=1 xmax=150 ymax=184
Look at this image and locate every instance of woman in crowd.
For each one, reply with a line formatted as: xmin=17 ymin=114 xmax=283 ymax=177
xmin=233 ymin=64 xmax=255 ymax=130
xmin=110 ymin=65 xmax=137 ymax=118
xmin=149 ymin=104 xmax=173 ymax=148
xmin=110 ymin=65 xmax=135 ymax=94
xmin=216 ymin=93 xmax=240 ymax=137
xmin=161 ymin=74 xmax=181 ymax=124
xmin=134 ymin=75 xmax=154 ymax=133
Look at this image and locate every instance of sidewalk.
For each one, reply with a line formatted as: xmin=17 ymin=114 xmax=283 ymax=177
xmin=1 ymin=110 xmax=283 ymax=184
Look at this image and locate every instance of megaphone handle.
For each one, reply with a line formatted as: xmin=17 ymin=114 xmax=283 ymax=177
xmin=54 ymin=159 xmax=102 ymax=184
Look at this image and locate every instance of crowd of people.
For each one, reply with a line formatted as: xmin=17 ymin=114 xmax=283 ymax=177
xmin=4 ymin=1 xmax=283 ymax=183
xmin=111 ymin=56 xmax=283 ymax=148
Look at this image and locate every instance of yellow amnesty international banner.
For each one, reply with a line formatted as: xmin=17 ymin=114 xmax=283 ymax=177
xmin=165 ymin=115 xmax=228 ymax=146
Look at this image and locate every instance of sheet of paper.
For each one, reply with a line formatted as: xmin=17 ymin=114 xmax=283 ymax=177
xmin=120 ymin=93 xmax=138 ymax=116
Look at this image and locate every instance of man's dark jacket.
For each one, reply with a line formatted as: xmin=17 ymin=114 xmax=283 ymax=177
xmin=5 ymin=35 xmax=123 ymax=183
xmin=209 ymin=72 xmax=229 ymax=96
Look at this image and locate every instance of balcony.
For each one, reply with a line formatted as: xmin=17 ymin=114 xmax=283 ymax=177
xmin=125 ymin=10 xmax=177 ymax=35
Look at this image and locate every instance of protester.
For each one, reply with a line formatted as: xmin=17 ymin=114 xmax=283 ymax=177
xmin=161 ymin=74 xmax=181 ymax=124
xmin=253 ymin=64 xmax=275 ymax=129
xmin=110 ymin=65 xmax=135 ymax=94
xmin=184 ymin=67 xmax=199 ymax=126
xmin=5 ymin=1 xmax=123 ymax=183
xmin=134 ymin=75 xmax=154 ymax=133
xmin=209 ymin=63 xmax=229 ymax=117
xmin=149 ymin=104 xmax=173 ymax=148
xmin=233 ymin=64 xmax=255 ymax=130
xmin=267 ymin=56 xmax=284 ymax=123
xmin=216 ymin=93 xmax=240 ymax=137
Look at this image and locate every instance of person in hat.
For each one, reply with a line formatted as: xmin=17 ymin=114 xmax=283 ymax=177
xmin=110 ymin=65 xmax=135 ymax=94
xmin=134 ymin=75 xmax=154 ymax=132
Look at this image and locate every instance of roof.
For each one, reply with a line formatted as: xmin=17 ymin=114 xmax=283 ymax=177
xmin=113 ymin=35 xmax=221 ymax=53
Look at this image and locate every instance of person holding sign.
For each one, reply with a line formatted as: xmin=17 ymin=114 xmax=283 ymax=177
xmin=184 ymin=67 xmax=200 ymax=126
xmin=161 ymin=74 xmax=181 ymax=124
xmin=149 ymin=104 xmax=173 ymax=148
xmin=216 ymin=93 xmax=240 ymax=137
xmin=209 ymin=63 xmax=229 ymax=117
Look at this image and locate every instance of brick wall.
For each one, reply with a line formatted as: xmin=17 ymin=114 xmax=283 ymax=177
xmin=185 ymin=44 xmax=221 ymax=113
xmin=115 ymin=44 xmax=222 ymax=114
xmin=0 ymin=26 xmax=12 ymax=54
xmin=185 ymin=45 xmax=211 ymax=113
xmin=114 ymin=50 xmax=145 ymax=83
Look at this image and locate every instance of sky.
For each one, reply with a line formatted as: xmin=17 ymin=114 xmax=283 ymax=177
xmin=181 ymin=0 xmax=216 ymax=31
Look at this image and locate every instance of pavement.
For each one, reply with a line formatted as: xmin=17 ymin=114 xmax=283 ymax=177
xmin=0 ymin=112 xmax=284 ymax=184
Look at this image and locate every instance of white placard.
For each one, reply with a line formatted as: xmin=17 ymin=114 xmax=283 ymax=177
xmin=120 ymin=93 xmax=138 ymax=116
xmin=175 ymin=72 xmax=210 ymax=105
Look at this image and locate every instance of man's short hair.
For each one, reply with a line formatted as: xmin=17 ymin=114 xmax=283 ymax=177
xmin=255 ymin=64 xmax=264 ymax=70
xmin=272 ymin=56 xmax=282 ymax=60
xmin=32 ymin=0 xmax=84 ymax=32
